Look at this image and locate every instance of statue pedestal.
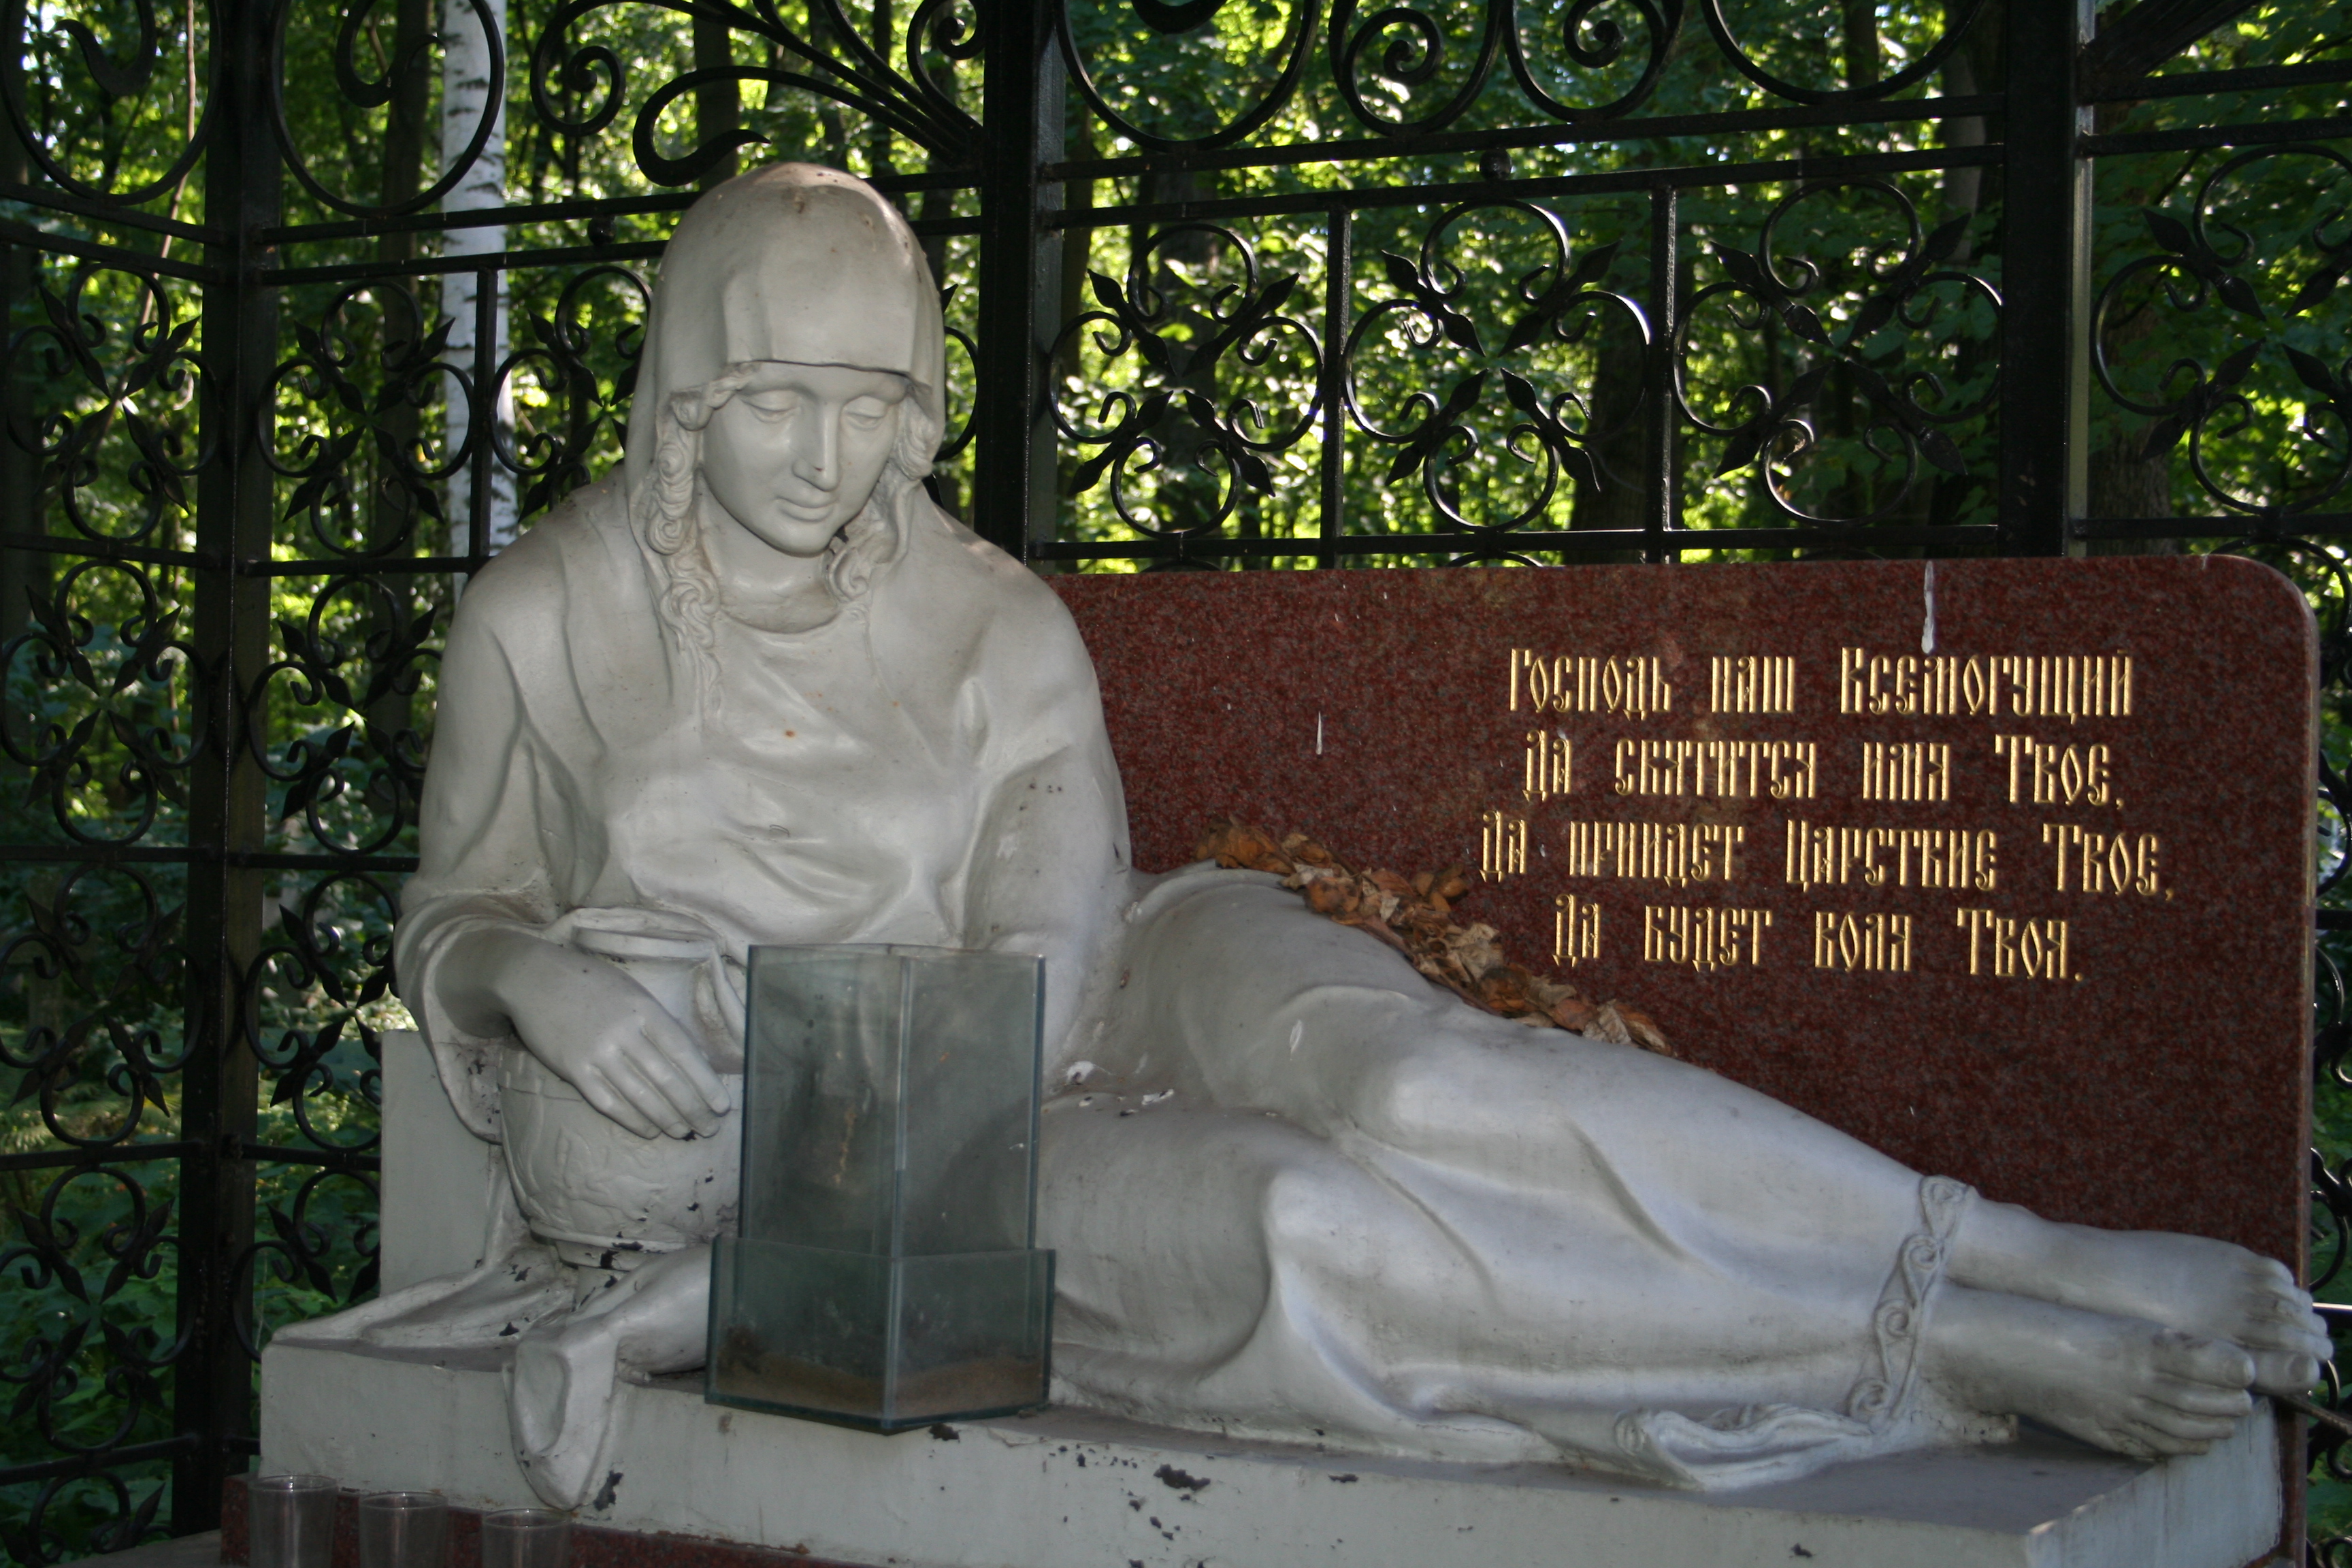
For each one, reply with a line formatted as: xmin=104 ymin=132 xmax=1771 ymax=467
xmin=258 ymin=1335 xmax=2281 ymax=1568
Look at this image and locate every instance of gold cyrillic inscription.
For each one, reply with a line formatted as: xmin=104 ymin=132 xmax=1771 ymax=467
xmin=1481 ymin=808 xmax=1528 ymax=882
xmin=1710 ymin=655 xmax=1797 ymax=715
xmin=2042 ymin=823 xmax=2161 ymax=895
xmin=1561 ymin=821 xmax=1747 ymax=885
xmin=1813 ymin=911 xmax=1915 ymax=973
xmin=1554 ymin=894 xmax=1601 ymax=966
xmin=1838 ymin=649 xmax=2134 ymax=722
xmin=1956 ymin=907 xmax=2077 ymax=980
xmin=1995 ymin=734 xmax=2116 ymax=807
xmin=1522 ymin=731 xmax=1572 ymax=801
xmin=1642 ymin=905 xmax=1773 ymax=971
xmin=1509 ymin=650 xmax=1672 ymax=719
xmin=1784 ymin=821 xmax=1997 ymax=892
xmin=1859 ymin=741 xmax=1953 ymax=802
xmin=1612 ymin=738 xmax=1817 ymax=799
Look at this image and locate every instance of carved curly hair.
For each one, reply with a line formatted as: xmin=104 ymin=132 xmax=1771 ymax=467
xmin=632 ymin=361 xmax=943 ymax=700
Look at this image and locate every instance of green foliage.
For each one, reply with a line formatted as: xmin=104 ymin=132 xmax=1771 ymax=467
xmin=0 ymin=1 xmax=2347 ymax=1561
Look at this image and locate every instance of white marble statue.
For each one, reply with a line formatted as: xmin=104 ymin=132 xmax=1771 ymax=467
xmin=286 ymin=163 xmax=2331 ymax=1511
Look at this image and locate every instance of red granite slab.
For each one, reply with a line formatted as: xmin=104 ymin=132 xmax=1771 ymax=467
xmin=219 ymin=1478 xmax=868 ymax=1568
xmin=1051 ymin=557 xmax=2317 ymax=1266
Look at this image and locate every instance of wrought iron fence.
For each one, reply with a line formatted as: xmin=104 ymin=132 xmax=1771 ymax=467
xmin=0 ymin=0 xmax=2346 ymax=1561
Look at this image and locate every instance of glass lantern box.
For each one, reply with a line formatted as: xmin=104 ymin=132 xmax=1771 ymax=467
xmin=705 ymin=945 xmax=1054 ymax=1432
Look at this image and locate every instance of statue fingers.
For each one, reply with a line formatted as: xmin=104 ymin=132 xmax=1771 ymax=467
xmin=628 ymin=1026 xmax=725 ymax=1139
xmin=640 ymin=1010 xmax=733 ymax=1120
xmin=604 ymin=1051 xmax=696 ymax=1139
xmin=575 ymin=1066 xmax=667 ymax=1141
xmin=2248 ymin=1348 xmax=2323 ymax=1394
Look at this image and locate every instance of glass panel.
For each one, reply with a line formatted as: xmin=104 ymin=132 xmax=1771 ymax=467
xmin=738 ymin=945 xmax=1042 ymax=1257
xmin=705 ymin=1239 xmax=1051 ymax=1432
xmin=900 ymin=951 xmax=1045 ymax=1256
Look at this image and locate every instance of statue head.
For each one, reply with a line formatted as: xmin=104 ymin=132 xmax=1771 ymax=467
xmin=623 ymin=165 xmax=947 ymax=644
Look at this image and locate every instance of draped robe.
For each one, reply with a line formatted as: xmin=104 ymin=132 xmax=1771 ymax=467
xmin=387 ymin=474 xmax=2003 ymax=1490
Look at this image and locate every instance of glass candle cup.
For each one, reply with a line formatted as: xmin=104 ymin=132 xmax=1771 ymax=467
xmin=357 ymin=1492 xmax=448 ymax=1568
xmin=480 ymin=1509 xmax=573 ymax=1568
xmin=248 ymin=1474 xmax=339 ymax=1568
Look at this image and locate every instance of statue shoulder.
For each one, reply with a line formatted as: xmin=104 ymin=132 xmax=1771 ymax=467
xmin=446 ymin=476 xmax=641 ymax=644
xmin=898 ymin=502 xmax=1094 ymax=678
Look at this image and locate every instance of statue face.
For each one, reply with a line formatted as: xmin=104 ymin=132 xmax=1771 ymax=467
xmin=698 ymin=362 xmax=909 ymax=557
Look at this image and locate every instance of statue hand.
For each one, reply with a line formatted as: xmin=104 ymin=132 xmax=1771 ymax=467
xmin=489 ymin=936 xmax=733 ymax=1141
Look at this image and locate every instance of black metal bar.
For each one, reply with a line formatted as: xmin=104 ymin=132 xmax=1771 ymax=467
xmin=0 ymin=530 xmax=218 ymax=568
xmin=0 ymin=1142 xmax=201 ymax=1173
xmin=469 ymin=264 xmax=496 ymax=563
xmin=1995 ymin=0 xmax=2090 ymax=555
xmin=0 ymin=216 xmax=225 ymax=284
xmin=1316 ymin=207 xmax=1350 ymax=571
xmin=2082 ymin=56 xmax=2352 ymax=103
xmin=2081 ymin=118 xmax=2352 ymax=158
xmin=0 ymin=1437 xmax=202 ymax=1489
xmin=2076 ymin=514 xmax=2352 ymax=539
xmin=1030 ymin=523 xmax=2008 ymax=561
xmin=260 ymin=168 xmax=981 ymax=247
xmin=2078 ymin=0 xmax=2263 ymax=97
xmin=174 ymin=0 xmax=277 ymax=1522
xmin=242 ymin=554 xmax=485 ymax=576
xmin=0 ymin=845 xmax=416 ymax=870
xmin=1643 ymin=185 xmax=1679 ymax=564
xmin=0 ymin=843 xmax=199 ymax=862
xmin=237 ymin=1140 xmax=382 ymax=1173
xmin=1039 ymin=145 xmax=2006 ymax=231
xmin=970 ymin=0 xmax=1061 ymax=561
xmin=0 ymin=180 xmax=228 ymax=246
xmin=1039 ymin=95 xmax=2012 ymax=186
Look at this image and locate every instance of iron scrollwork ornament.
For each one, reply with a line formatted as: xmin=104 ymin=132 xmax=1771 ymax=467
xmin=1347 ymin=199 xmax=1648 ymax=533
xmin=1677 ymin=179 xmax=1999 ymax=527
xmin=1055 ymin=224 xmax=1319 ymax=540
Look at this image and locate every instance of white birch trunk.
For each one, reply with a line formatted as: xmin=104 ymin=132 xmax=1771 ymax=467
xmin=440 ymin=0 xmax=517 ymax=559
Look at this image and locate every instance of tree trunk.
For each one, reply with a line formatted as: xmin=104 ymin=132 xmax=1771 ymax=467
xmin=441 ymin=0 xmax=515 ymax=561
xmin=1843 ymin=0 xmax=1879 ymax=88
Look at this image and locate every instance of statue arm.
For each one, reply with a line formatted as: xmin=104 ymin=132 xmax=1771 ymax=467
xmin=958 ymin=592 xmax=1132 ymax=1062
xmin=393 ymin=576 xmax=555 ymax=1134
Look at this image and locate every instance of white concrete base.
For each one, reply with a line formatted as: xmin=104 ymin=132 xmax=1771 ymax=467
xmin=260 ymin=1338 xmax=2281 ymax=1568
xmin=377 ymin=1030 xmax=499 ymax=1294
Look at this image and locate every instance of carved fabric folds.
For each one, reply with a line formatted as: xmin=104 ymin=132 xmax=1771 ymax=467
xmin=370 ymin=163 xmax=2010 ymax=1491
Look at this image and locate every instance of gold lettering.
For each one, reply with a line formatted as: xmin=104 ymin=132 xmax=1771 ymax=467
xmin=1812 ymin=910 xmax=1915 ymax=973
xmin=2041 ymin=823 xmax=2162 ymax=896
xmin=1480 ymin=808 xmax=1528 ymax=882
xmin=1558 ymin=821 xmax=1747 ymax=886
xmin=1838 ymin=651 xmax=2135 ymax=722
xmin=1956 ymin=907 xmax=2077 ymax=979
xmin=1859 ymin=740 xmax=1953 ymax=802
xmin=1522 ymin=731 xmax=1572 ymax=802
xmin=1711 ymin=655 xmax=1798 ymax=715
xmin=1994 ymin=735 xmax=2117 ymax=808
xmin=1605 ymin=739 xmax=1818 ymax=800
xmin=1554 ymin=894 xmax=1601 ymax=966
xmin=1508 ymin=653 xmax=1675 ymax=720
xmin=1784 ymin=820 xmax=1998 ymax=892
xmin=1641 ymin=905 xmax=1774 ymax=972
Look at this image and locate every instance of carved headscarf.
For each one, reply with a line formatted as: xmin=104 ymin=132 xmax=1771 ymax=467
xmin=620 ymin=164 xmax=947 ymax=668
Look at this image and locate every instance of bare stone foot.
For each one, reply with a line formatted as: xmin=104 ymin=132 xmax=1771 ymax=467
xmin=504 ymin=1247 xmax=713 ymax=1509
xmin=1925 ymin=1284 xmax=2255 ymax=1459
xmin=1950 ymin=1199 xmax=2330 ymax=1391
xmin=508 ymin=1307 xmax=621 ymax=1509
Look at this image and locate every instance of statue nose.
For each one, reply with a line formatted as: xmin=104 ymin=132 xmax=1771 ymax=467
xmin=787 ymin=414 xmax=838 ymax=488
